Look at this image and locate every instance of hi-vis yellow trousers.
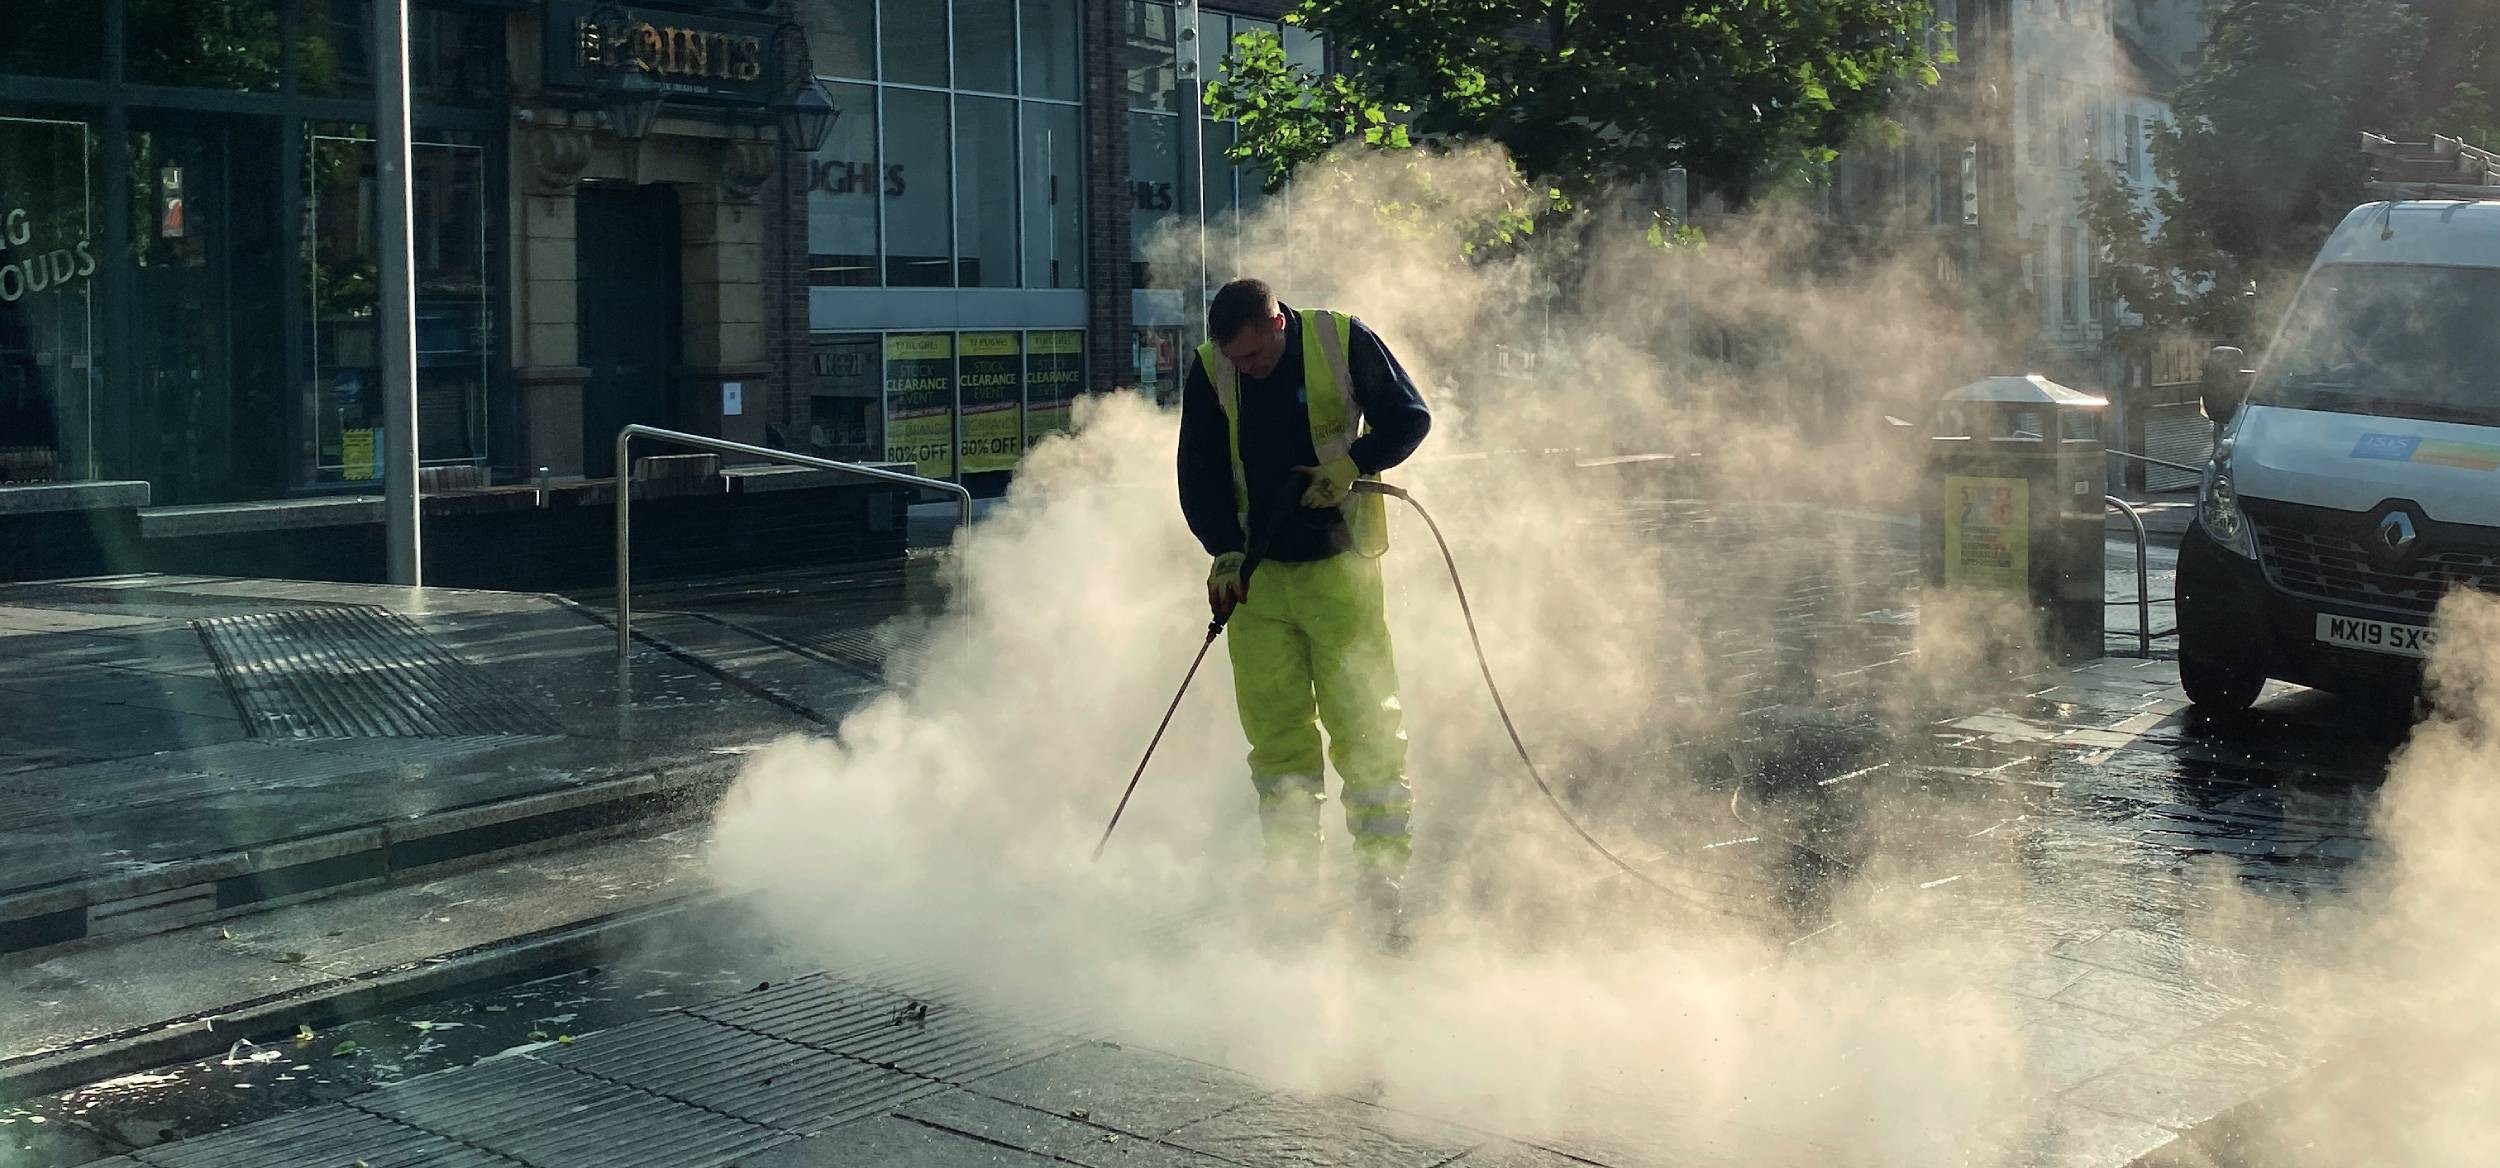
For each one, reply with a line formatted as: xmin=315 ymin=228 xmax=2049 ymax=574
xmin=1226 ymin=550 xmax=1411 ymax=869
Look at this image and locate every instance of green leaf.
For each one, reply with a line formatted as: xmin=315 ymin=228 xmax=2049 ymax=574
xmin=331 ymin=1040 xmax=360 ymax=1058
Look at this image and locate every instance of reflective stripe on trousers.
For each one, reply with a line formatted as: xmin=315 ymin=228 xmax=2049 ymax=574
xmin=1228 ymin=551 xmax=1412 ymax=867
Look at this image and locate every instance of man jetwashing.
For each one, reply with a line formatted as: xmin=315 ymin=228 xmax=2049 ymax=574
xmin=1177 ymin=278 xmax=1432 ymax=944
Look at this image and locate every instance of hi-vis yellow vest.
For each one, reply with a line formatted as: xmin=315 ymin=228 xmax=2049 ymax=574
xmin=1196 ymin=307 xmax=1389 ymax=558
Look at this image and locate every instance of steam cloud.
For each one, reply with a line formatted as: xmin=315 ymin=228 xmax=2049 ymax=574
xmin=705 ymin=140 xmax=2500 ymax=1164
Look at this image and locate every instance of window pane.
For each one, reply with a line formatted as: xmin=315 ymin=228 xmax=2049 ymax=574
xmin=1283 ymin=25 xmax=1324 ymax=75
xmin=958 ymin=97 xmax=1018 ymax=287
xmin=1022 ymin=103 xmax=1082 ymax=288
xmin=1196 ymin=13 xmax=1228 ymax=89
xmin=808 ymin=81 xmax=881 ymax=287
xmin=1126 ymin=1 xmax=1178 ymax=112
xmin=886 ymin=89 xmax=952 ymax=286
xmin=807 ymin=0 xmax=876 ymax=80
xmin=959 ymin=332 xmax=1022 ymax=472
xmin=128 ymin=0 xmax=287 ymax=91
xmin=1024 ymin=330 xmax=1082 ymax=447
xmin=884 ymin=333 xmax=956 ymax=479
xmin=308 ymin=135 xmax=489 ymax=481
xmin=293 ymin=0 xmax=374 ymax=97
xmin=411 ymin=8 xmax=498 ymax=105
xmin=807 ymin=333 xmax=882 ymax=459
xmin=1201 ymin=119 xmax=1237 ymax=283
xmin=1129 ymin=112 xmax=1180 ymax=289
xmin=955 ymin=0 xmax=1016 ymax=93
xmin=5 ymin=1 xmax=104 ymax=79
xmin=0 ymin=116 xmax=99 ymax=483
xmin=884 ymin=0 xmax=949 ymax=87
xmin=1021 ymin=0 xmax=1080 ymax=100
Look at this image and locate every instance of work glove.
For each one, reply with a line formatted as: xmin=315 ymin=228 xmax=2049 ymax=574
xmin=1299 ymin=455 xmax=1361 ymax=509
xmin=1207 ymin=551 xmax=1247 ymax=620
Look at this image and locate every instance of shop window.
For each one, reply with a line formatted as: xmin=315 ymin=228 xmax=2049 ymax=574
xmin=1129 ymin=111 xmax=1180 ymax=289
xmin=956 ymin=0 xmax=1017 ymax=94
xmin=958 ymin=96 xmax=1019 ymax=287
xmin=808 ymin=81 xmax=881 ymax=287
xmin=307 ymin=131 xmax=491 ymax=486
xmin=809 ymin=0 xmax=877 ymax=81
xmin=884 ymin=0 xmax=949 ymax=87
xmin=959 ymin=331 xmax=1023 ymax=474
xmin=1020 ymin=0 xmax=1081 ymax=101
xmin=1024 ymin=329 xmax=1083 ymax=447
xmin=5 ymin=1 xmax=105 ymax=80
xmin=882 ymin=332 xmax=955 ymax=479
xmin=807 ymin=332 xmax=881 ymax=458
xmin=1022 ymin=102 xmax=1082 ymax=289
xmin=127 ymin=0 xmax=287 ymax=92
xmin=1134 ymin=326 xmax=1182 ymax=405
xmin=0 ymin=117 xmax=98 ymax=483
xmin=127 ymin=113 xmax=291 ymax=502
xmin=884 ymin=89 xmax=953 ymax=286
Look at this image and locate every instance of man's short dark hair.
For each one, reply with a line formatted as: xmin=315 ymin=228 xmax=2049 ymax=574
xmin=1208 ymin=278 xmax=1278 ymax=344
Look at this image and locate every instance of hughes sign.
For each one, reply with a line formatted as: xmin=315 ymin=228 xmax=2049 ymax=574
xmin=544 ymin=2 xmax=782 ymax=103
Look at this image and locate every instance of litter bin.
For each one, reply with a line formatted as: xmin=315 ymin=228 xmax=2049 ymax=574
xmin=1921 ymin=375 xmax=2108 ymax=663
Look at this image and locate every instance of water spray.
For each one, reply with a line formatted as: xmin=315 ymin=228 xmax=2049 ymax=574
xmin=1094 ymin=478 xmax=1729 ymax=919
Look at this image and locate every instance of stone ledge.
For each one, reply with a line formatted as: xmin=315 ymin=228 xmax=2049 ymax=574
xmin=140 ymin=496 xmax=382 ymax=538
xmin=723 ymin=463 xmax=920 ymax=495
xmin=0 ymin=481 xmax=150 ymax=515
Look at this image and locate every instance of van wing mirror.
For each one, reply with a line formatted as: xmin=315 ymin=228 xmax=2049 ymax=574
xmin=2202 ymin=345 xmax=2252 ymax=424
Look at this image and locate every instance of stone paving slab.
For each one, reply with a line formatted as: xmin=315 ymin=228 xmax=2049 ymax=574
xmin=0 ymin=574 xmax=925 ymax=959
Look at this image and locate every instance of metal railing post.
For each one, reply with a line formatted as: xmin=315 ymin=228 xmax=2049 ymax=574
xmin=612 ymin=425 xmax=975 ymax=678
xmin=2104 ymin=495 xmax=2151 ymax=658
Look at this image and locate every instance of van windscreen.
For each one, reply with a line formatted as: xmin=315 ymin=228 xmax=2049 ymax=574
xmin=2259 ymin=263 xmax=2500 ymax=425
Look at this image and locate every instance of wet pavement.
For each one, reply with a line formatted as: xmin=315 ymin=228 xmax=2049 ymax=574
xmin=0 ymin=571 xmax=933 ymax=957
xmin=0 ymin=498 xmax=2429 ymax=1168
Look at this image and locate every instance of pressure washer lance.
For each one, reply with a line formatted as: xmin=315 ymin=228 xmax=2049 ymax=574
xmin=1092 ymin=478 xmax=1733 ymax=922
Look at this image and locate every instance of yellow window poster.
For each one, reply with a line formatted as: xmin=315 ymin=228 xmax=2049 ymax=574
xmin=959 ymin=332 xmax=1024 ymax=474
xmin=341 ymin=429 xmax=376 ymax=482
xmin=883 ymin=333 xmax=956 ymax=479
xmin=1025 ymin=330 xmax=1083 ymax=447
xmin=1944 ymin=475 xmax=2028 ymax=592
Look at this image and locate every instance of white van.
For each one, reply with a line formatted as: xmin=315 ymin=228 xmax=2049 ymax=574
xmin=2179 ymin=198 xmax=2500 ymax=711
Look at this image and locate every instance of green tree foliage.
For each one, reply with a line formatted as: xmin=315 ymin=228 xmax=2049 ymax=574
xmin=2085 ymin=0 xmax=2500 ymax=345
xmin=1205 ymin=0 xmax=1948 ymax=211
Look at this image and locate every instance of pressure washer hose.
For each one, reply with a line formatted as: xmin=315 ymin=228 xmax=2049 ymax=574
xmin=1096 ymin=478 xmax=1767 ymax=921
xmin=1351 ymin=481 xmax=1733 ymax=919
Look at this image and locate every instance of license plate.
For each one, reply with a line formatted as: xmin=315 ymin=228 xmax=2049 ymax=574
xmin=2316 ymin=613 xmax=2437 ymax=659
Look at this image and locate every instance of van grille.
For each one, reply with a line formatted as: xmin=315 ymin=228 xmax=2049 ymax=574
xmin=2257 ymin=524 xmax=2500 ymax=617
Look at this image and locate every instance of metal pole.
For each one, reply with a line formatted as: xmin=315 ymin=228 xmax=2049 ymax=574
xmin=2105 ymin=496 xmax=2151 ymax=658
xmin=377 ymin=0 xmax=422 ymax=585
xmin=609 ymin=425 xmax=974 ymax=676
xmin=616 ymin=429 xmax=634 ymax=671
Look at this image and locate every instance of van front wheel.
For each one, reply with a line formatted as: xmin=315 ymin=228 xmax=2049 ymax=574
xmin=2181 ymin=652 xmax=2264 ymax=713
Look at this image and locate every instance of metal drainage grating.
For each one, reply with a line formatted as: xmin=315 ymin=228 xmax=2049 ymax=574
xmin=196 ymin=606 xmax=562 ymax=739
xmin=792 ymin=623 xmax=938 ymax=680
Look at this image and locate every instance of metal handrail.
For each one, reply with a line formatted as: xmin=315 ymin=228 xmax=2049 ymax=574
xmin=614 ymin=425 xmax=973 ymax=673
xmin=2105 ymin=495 xmax=2151 ymax=658
xmin=2106 ymin=448 xmax=2206 ymax=476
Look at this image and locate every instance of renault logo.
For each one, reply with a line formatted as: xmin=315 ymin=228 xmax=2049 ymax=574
xmin=2377 ymin=510 xmax=2420 ymax=558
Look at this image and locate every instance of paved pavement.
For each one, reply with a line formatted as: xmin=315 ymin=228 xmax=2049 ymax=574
xmin=0 ymin=497 xmax=2413 ymax=1168
xmin=0 ymin=568 xmax=933 ymax=959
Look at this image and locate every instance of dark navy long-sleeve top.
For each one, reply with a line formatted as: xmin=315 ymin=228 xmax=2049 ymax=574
xmin=1177 ymin=305 xmax=1432 ymax=564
